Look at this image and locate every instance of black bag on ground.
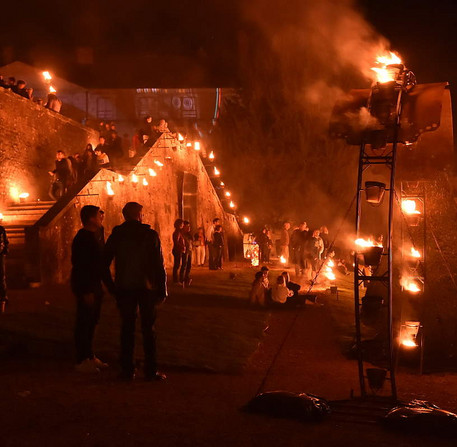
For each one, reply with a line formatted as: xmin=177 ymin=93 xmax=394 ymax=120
xmin=384 ymin=400 xmax=457 ymax=434
xmin=244 ymin=391 xmax=330 ymax=422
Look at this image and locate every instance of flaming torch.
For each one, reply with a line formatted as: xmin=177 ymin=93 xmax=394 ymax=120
xmin=148 ymin=168 xmax=157 ymax=177
xmin=214 ymin=167 xmax=220 ymax=176
xmin=208 ymin=151 xmax=215 ymax=160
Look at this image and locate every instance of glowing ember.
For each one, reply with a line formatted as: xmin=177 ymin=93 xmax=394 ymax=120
xmin=118 ymin=175 xmax=124 ymax=183
xmin=401 ymin=278 xmax=421 ymax=293
xmin=401 ymin=199 xmax=420 ymax=215
xmin=194 ymin=141 xmax=201 ymax=151
xmin=178 ymin=133 xmax=184 ymax=141
xmin=42 ymin=71 xmax=52 ymax=81
xmin=131 ymin=174 xmax=138 ymax=183
xmin=371 ymin=52 xmax=402 ymax=83
xmin=148 ymin=168 xmax=157 ymax=177
xmin=142 ymin=178 xmax=148 ymax=186
xmin=410 ymin=247 xmax=421 ymax=258
xmin=243 ymin=217 xmax=250 ymax=224
xmin=225 ymin=191 xmax=231 ymax=197
xmin=355 ymin=238 xmax=382 ymax=248
xmin=214 ymin=167 xmax=220 ymax=176
xmin=154 ymin=160 xmax=164 ymax=167
xmin=208 ymin=151 xmax=215 ymax=160
xmin=280 ymin=255 xmax=287 ymax=264
xmin=229 ymin=201 xmax=235 ymax=209
xmin=49 ymin=86 xmax=57 ymax=93
xmin=106 ymin=182 xmax=115 ymax=196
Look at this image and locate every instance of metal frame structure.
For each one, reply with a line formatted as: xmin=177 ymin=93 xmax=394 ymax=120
xmin=353 ymin=79 xmax=406 ymax=401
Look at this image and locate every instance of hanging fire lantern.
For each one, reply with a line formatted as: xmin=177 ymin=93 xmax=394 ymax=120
xmin=363 ymin=246 xmax=384 ymax=266
xmin=366 ymin=368 xmax=387 ymax=393
xmin=365 ymin=181 xmax=386 ymax=205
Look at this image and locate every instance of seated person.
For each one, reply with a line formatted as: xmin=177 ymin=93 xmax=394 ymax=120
xmin=94 ymin=148 xmax=110 ymax=168
xmin=271 ymin=275 xmax=294 ymax=305
xmin=281 ymin=271 xmax=301 ymax=299
xmin=249 ymin=271 xmax=267 ymax=306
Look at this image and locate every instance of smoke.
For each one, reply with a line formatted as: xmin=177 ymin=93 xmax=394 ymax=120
xmin=242 ymin=0 xmax=389 ymax=117
xmin=217 ymin=0 xmax=394 ymax=227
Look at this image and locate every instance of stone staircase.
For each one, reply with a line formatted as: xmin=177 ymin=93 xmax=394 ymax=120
xmin=1 ymin=201 xmax=55 ymax=286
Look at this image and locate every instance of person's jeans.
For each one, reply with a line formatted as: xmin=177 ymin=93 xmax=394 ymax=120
xmin=118 ymin=290 xmax=158 ymax=376
xmin=0 ymin=255 xmax=6 ymax=299
xmin=213 ymin=246 xmax=223 ymax=269
xmin=172 ymin=251 xmax=185 ymax=282
xmin=74 ymin=292 xmax=102 ymax=363
xmin=208 ymin=243 xmax=216 ymax=269
xmin=180 ymin=252 xmax=192 ymax=282
xmin=195 ymin=245 xmax=205 ymax=266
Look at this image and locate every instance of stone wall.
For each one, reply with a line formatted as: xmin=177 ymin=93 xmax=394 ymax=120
xmin=33 ymin=134 xmax=241 ymax=284
xmin=0 ymin=88 xmax=99 ymax=208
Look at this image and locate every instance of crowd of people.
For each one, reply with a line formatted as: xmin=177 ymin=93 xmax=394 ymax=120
xmin=47 ymin=144 xmax=109 ymax=200
xmin=172 ymin=217 xmax=225 ymax=286
xmin=257 ymin=222 xmax=331 ymax=280
xmin=0 ymin=74 xmax=62 ymax=112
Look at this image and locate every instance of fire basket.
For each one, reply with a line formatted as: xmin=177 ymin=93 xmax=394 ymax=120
xmin=365 ymin=181 xmax=386 ymax=205
xmin=362 ymin=246 xmax=383 ymax=266
xmin=366 ymin=368 xmax=387 ymax=393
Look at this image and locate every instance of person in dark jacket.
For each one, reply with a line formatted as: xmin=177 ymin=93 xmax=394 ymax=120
xmin=0 ymin=223 xmax=9 ymax=306
xmin=172 ymin=218 xmax=185 ymax=283
xmin=213 ymin=225 xmax=224 ymax=269
xmin=104 ymin=202 xmax=167 ymax=381
xmin=180 ymin=220 xmax=193 ymax=286
xmin=71 ymin=205 xmax=113 ymax=373
xmin=48 ymin=150 xmax=73 ymax=200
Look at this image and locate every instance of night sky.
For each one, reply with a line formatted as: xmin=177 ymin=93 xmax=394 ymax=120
xmin=1 ymin=0 xmax=456 ymax=88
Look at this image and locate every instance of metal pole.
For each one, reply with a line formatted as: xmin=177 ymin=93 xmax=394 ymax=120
xmin=387 ymin=86 xmax=403 ymax=401
xmin=354 ymin=142 xmax=366 ymax=397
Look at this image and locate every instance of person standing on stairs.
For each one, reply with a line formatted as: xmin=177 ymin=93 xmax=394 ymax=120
xmin=0 ymin=221 xmax=9 ymax=307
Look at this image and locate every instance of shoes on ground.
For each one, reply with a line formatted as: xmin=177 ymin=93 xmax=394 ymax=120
xmin=93 ymin=356 xmax=109 ymax=369
xmin=145 ymin=371 xmax=167 ymax=382
xmin=118 ymin=371 xmax=136 ymax=382
xmin=75 ymin=358 xmax=100 ymax=374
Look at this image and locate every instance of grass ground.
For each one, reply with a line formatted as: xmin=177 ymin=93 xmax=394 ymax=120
xmin=1 ymin=262 xmax=457 ymax=446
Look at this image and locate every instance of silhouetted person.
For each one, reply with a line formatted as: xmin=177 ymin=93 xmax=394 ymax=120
xmin=0 ymin=223 xmax=9 ymax=306
xmin=45 ymin=93 xmax=62 ymax=112
xmin=172 ymin=218 xmax=185 ymax=283
xmin=180 ymin=220 xmax=193 ymax=286
xmin=6 ymin=77 xmax=15 ymax=90
xmin=49 ymin=150 xmax=72 ymax=200
xmin=15 ymin=80 xmax=29 ymax=99
xmin=213 ymin=225 xmax=224 ymax=269
xmin=280 ymin=222 xmax=291 ymax=265
xmin=82 ymin=144 xmax=99 ymax=178
xmin=105 ymin=202 xmax=167 ymax=381
xmin=207 ymin=218 xmax=220 ymax=270
xmin=71 ymin=206 xmax=113 ymax=373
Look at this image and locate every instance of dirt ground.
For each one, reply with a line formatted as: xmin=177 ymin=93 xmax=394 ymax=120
xmin=1 ymin=263 xmax=457 ymax=446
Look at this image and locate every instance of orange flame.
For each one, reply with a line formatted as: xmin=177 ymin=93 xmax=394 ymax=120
xmin=214 ymin=167 xmax=220 ymax=176
xmin=401 ymin=278 xmax=421 ymax=293
xmin=280 ymin=255 xmax=286 ymax=264
xmin=410 ymin=247 xmax=421 ymax=258
xmin=355 ymin=238 xmax=382 ymax=248
xmin=402 ymin=199 xmax=420 ymax=215
xmin=371 ymin=51 xmax=402 ymax=83
xmin=148 ymin=168 xmax=157 ymax=177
